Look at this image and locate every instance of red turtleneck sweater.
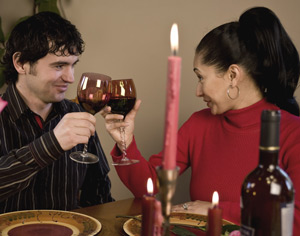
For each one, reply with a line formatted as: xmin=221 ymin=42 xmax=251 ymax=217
xmin=111 ymin=99 xmax=300 ymax=235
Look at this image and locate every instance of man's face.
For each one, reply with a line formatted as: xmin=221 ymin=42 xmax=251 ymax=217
xmin=20 ymin=52 xmax=79 ymax=105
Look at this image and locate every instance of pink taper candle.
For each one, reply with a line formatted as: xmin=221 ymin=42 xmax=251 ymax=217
xmin=163 ymin=23 xmax=181 ymax=170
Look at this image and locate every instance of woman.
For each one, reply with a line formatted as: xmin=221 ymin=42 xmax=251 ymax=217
xmin=102 ymin=6 xmax=300 ymax=234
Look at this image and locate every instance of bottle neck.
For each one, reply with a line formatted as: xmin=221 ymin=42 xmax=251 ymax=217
xmin=259 ymin=149 xmax=279 ymax=167
xmin=259 ymin=110 xmax=281 ymax=168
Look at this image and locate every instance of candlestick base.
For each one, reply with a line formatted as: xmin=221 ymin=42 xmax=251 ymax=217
xmin=156 ymin=166 xmax=179 ymax=236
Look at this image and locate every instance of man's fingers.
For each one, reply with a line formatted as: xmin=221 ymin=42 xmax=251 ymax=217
xmin=66 ymin=112 xmax=96 ymax=125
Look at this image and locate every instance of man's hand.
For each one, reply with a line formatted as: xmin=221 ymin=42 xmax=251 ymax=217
xmin=53 ymin=112 xmax=96 ymax=151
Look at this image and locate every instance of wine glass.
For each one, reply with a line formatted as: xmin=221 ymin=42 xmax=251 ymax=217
xmin=108 ymin=79 xmax=139 ymax=166
xmin=70 ymin=72 xmax=111 ymax=164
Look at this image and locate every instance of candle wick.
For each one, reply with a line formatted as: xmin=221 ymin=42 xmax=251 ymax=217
xmin=172 ymin=49 xmax=177 ymax=56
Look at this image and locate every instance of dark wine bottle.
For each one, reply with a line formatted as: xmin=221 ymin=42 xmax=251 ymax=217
xmin=240 ymin=110 xmax=294 ymax=236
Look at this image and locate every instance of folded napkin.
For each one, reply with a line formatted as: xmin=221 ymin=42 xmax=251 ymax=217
xmin=0 ymin=97 xmax=7 ymax=113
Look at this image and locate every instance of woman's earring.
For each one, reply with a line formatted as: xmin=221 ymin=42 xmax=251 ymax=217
xmin=227 ymin=85 xmax=240 ymax=100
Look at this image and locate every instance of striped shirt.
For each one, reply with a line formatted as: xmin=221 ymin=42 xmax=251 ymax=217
xmin=0 ymin=83 xmax=114 ymax=213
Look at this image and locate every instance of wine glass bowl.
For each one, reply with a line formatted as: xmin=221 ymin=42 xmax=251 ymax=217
xmin=108 ymin=79 xmax=139 ymax=166
xmin=108 ymin=79 xmax=136 ymax=116
xmin=70 ymin=72 xmax=111 ymax=164
xmin=77 ymin=73 xmax=111 ymax=115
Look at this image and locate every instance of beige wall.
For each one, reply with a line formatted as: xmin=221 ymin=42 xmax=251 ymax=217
xmin=1 ymin=0 xmax=300 ymax=204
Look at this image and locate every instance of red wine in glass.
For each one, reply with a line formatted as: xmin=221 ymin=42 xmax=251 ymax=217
xmin=69 ymin=72 xmax=111 ymax=164
xmin=78 ymin=89 xmax=111 ymax=115
xmin=78 ymin=97 xmax=110 ymax=115
xmin=107 ymin=79 xmax=139 ymax=166
xmin=108 ymin=97 xmax=136 ymax=116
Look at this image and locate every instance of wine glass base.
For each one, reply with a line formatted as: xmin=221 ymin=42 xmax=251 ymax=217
xmin=112 ymin=158 xmax=139 ymax=166
xmin=70 ymin=151 xmax=99 ymax=164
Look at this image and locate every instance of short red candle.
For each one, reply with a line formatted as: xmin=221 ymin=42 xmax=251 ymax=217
xmin=206 ymin=191 xmax=223 ymax=236
xmin=142 ymin=178 xmax=156 ymax=236
xmin=163 ymin=23 xmax=181 ymax=170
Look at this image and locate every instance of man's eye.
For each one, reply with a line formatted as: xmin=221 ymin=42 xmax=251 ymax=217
xmin=56 ymin=65 xmax=63 ymax=69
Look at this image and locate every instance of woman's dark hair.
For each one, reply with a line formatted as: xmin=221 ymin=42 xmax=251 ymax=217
xmin=1 ymin=11 xmax=85 ymax=84
xmin=196 ymin=7 xmax=300 ymax=116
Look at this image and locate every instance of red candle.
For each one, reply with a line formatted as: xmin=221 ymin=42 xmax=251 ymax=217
xmin=163 ymin=23 xmax=181 ymax=170
xmin=207 ymin=191 xmax=223 ymax=236
xmin=142 ymin=178 xmax=156 ymax=236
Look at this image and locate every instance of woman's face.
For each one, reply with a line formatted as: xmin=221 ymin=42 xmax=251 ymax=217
xmin=193 ymin=54 xmax=232 ymax=115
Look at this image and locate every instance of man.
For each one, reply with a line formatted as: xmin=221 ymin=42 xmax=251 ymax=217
xmin=0 ymin=11 xmax=114 ymax=213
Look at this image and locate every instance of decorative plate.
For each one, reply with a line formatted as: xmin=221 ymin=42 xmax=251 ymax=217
xmin=0 ymin=210 xmax=101 ymax=236
xmin=123 ymin=212 xmax=237 ymax=236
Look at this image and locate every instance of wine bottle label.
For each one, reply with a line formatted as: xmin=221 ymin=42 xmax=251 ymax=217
xmin=270 ymin=182 xmax=281 ymax=195
xmin=281 ymin=202 xmax=294 ymax=236
xmin=240 ymin=224 xmax=255 ymax=236
xmin=240 ymin=202 xmax=294 ymax=236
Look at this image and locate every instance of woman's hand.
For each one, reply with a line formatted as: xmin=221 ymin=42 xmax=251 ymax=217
xmin=172 ymin=200 xmax=212 ymax=215
xmin=100 ymin=99 xmax=141 ymax=150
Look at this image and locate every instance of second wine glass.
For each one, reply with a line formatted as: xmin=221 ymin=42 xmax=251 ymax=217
xmin=108 ymin=79 xmax=139 ymax=166
xmin=69 ymin=72 xmax=111 ymax=164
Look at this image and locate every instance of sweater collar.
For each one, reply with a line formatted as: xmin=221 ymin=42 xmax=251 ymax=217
xmin=221 ymin=99 xmax=278 ymax=131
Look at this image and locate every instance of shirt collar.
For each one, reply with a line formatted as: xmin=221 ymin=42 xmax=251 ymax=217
xmin=2 ymin=83 xmax=66 ymax=122
xmin=3 ymin=83 xmax=29 ymax=122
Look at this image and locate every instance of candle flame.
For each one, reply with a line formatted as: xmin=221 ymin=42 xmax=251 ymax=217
xmin=147 ymin=178 xmax=154 ymax=195
xmin=212 ymin=191 xmax=219 ymax=207
xmin=170 ymin=23 xmax=179 ymax=56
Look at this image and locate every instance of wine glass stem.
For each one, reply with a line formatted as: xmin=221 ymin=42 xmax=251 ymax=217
xmin=120 ymin=126 xmax=128 ymax=159
xmin=82 ymin=143 xmax=88 ymax=155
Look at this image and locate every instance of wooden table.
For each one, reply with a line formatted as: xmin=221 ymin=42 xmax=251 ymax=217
xmin=73 ymin=198 xmax=142 ymax=236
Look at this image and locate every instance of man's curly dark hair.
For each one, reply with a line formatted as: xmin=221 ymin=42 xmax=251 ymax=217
xmin=1 ymin=11 xmax=85 ymax=84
